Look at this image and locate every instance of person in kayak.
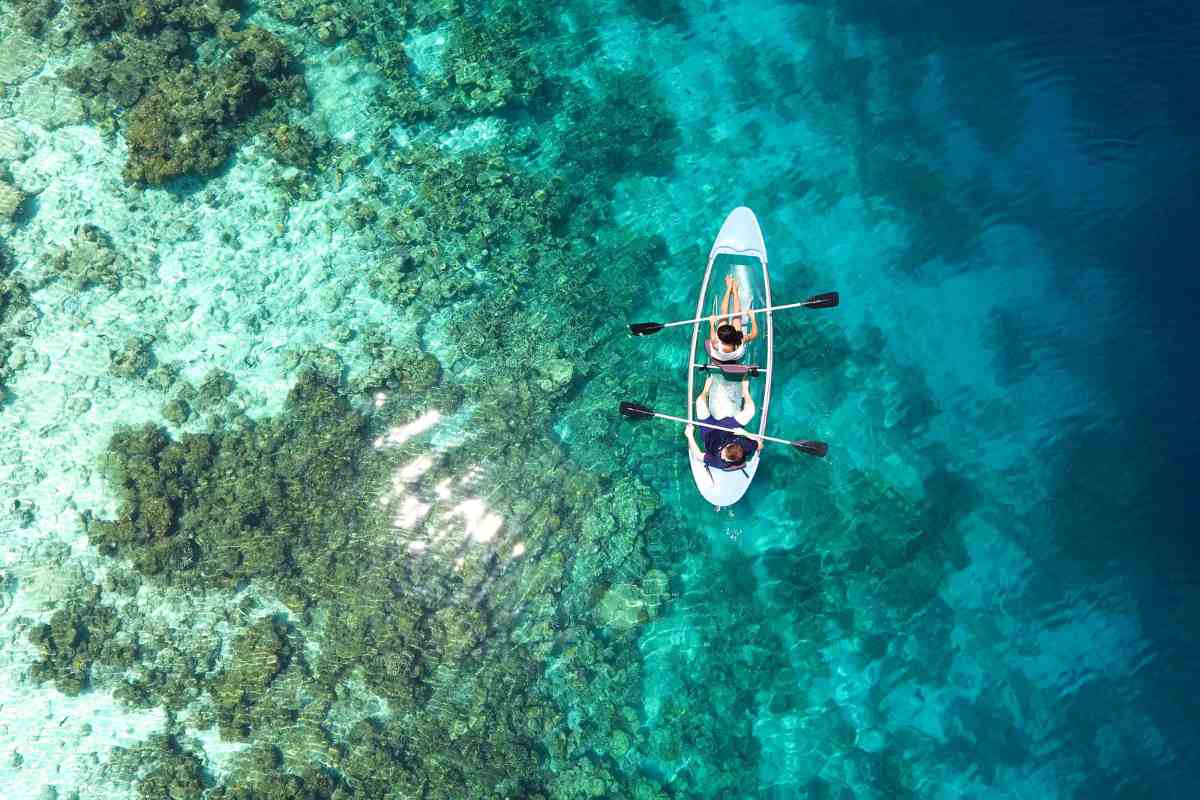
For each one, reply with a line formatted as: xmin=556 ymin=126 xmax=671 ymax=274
xmin=706 ymin=274 xmax=759 ymax=363
xmin=684 ymin=375 xmax=760 ymax=471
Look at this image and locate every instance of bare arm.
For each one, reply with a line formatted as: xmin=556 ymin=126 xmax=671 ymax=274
xmin=719 ymin=276 xmax=735 ymax=324
xmin=684 ymin=424 xmax=705 ymax=461
xmin=745 ymin=304 xmax=759 ymax=342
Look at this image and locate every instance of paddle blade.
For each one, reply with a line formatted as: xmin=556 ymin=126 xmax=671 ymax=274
xmin=804 ymin=292 xmax=839 ymax=309
xmin=794 ymin=439 xmax=829 ymax=457
xmin=629 ymin=322 xmax=664 ymax=336
xmin=619 ymin=401 xmax=654 ymax=420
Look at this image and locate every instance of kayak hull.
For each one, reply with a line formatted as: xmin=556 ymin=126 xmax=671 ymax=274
xmin=686 ymin=207 xmax=774 ymax=509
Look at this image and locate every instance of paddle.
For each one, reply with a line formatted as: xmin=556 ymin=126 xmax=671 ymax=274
xmin=630 ymin=292 xmax=840 ymax=336
xmin=619 ymin=402 xmax=829 ymax=457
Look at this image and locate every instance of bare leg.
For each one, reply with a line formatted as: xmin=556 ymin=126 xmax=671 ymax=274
xmin=719 ymin=275 xmax=735 ymax=324
xmin=730 ymin=282 xmax=744 ymax=332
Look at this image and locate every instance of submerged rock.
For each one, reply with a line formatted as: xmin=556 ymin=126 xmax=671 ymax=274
xmin=46 ymin=225 xmax=129 ymax=291
xmin=0 ymin=121 xmax=28 ymax=162
xmin=107 ymin=336 xmax=155 ymax=379
xmin=0 ymin=181 xmax=25 ymax=221
xmin=595 ymin=583 xmax=648 ymax=631
xmin=0 ymin=32 xmax=44 ymax=84
xmin=12 ymin=78 xmax=86 ymax=130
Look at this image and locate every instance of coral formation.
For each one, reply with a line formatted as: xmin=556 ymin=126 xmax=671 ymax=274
xmin=89 ymin=369 xmax=370 ymax=587
xmin=107 ymin=335 xmax=155 ymax=378
xmin=67 ymin=0 xmax=232 ymax=39
xmin=212 ymin=616 xmax=293 ymax=739
xmin=161 ymin=396 xmax=191 ymax=425
xmin=104 ymin=734 xmax=209 ymax=800
xmin=555 ymin=68 xmax=682 ymax=185
xmin=37 ymin=0 xmax=308 ymax=183
xmin=5 ymin=0 xmax=61 ymax=36
xmin=440 ymin=0 xmax=551 ymax=114
xmin=3 ymin=0 xmax=830 ymax=796
xmin=72 ymin=344 xmax=676 ymax=797
xmin=265 ymin=122 xmax=323 ymax=169
xmin=28 ymin=584 xmax=129 ymax=696
xmin=195 ymin=368 xmax=236 ymax=407
xmin=0 ymin=180 xmax=26 ymax=221
xmin=0 ymin=120 xmax=29 ymax=161
xmin=354 ymin=331 xmax=442 ymax=394
xmin=122 ymin=26 xmax=306 ymax=184
xmin=46 ymin=224 xmax=129 ymax=291
xmin=61 ymin=30 xmax=195 ymax=118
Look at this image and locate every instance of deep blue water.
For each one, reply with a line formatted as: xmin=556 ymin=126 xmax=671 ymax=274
xmin=596 ymin=0 xmax=1200 ymax=795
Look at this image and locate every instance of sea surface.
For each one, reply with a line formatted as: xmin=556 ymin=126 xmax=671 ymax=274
xmin=1 ymin=0 xmax=1198 ymax=798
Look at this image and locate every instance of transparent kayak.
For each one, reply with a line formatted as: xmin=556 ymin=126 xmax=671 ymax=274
xmin=686 ymin=207 xmax=774 ymax=508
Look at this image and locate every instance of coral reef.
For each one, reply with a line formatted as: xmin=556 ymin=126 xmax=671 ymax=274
xmin=354 ymin=331 xmax=442 ymax=394
xmin=5 ymin=0 xmax=62 ymax=36
xmin=8 ymin=1 xmax=769 ymax=796
xmin=72 ymin=344 xmax=678 ymax=797
xmin=161 ymin=396 xmax=191 ymax=425
xmin=555 ymin=68 xmax=682 ymax=186
xmin=89 ymin=369 xmax=371 ymax=588
xmin=195 ymin=368 xmax=236 ymax=407
xmin=36 ymin=0 xmax=308 ymax=183
xmin=122 ymin=26 xmax=306 ymax=184
xmin=0 ymin=120 xmax=29 ymax=161
xmin=211 ymin=616 xmax=294 ymax=739
xmin=265 ymin=122 xmax=324 ymax=169
xmin=104 ymin=734 xmax=209 ymax=800
xmin=0 ymin=267 xmax=35 ymax=402
xmin=46 ymin=224 xmax=129 ymax=291
xmin=0 ymin=180 xmax=26 ymax=221
xmin=61 ymin=29 xmax=196 ymax=118
xmin=440 ymin=0 xmax=551 ymax=114
xmin=28 ymin=584 xmax=130 ymax=696
xmin=107 ymin=335 xmax=155 ymax=378
xmin=66 ymin=0 xmax=240 ymax=41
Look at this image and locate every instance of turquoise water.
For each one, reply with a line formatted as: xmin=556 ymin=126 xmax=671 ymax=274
xmin=1 ymin=0 xmax=1198 ymax=797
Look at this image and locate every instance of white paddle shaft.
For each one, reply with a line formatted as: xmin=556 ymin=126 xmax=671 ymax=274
xmin=650 ymin=409 xmax=793 ymax=446
xmin=661 ymin=298 xmax=818 ymax=330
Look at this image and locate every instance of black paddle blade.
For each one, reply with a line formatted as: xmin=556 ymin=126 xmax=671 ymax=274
xmin=794 ymin=439 xmax=829 ymax=457
xmin=804 ymin=292 xmax=839 ymax=309
xmin=619 ymin=401 xmax=654 ymax=419
xmin=629 ymin=322 xmax=664 ymax=336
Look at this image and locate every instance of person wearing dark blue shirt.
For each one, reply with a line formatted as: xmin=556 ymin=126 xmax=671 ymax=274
xmin=684 ymin=375 xmax=760 ymax=470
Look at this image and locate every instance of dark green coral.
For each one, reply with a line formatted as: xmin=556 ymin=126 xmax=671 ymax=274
xmin=28 ymin=586 xmax=131 ymax=696
xmin=211 ymin=616 xmax=293 ymax=739
xmin=122 ymin=27 xmax=306 ymax=184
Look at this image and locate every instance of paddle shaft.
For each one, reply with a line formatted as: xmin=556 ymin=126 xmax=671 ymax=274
xmin=647 ymin=409 xmax=793 ymax=446
xmin=656 ymin=298 xmax=828 ymax=331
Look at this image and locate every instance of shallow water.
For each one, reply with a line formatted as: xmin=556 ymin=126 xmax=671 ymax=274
xmin=1 ymin=0 xmax=1198 ymax=797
